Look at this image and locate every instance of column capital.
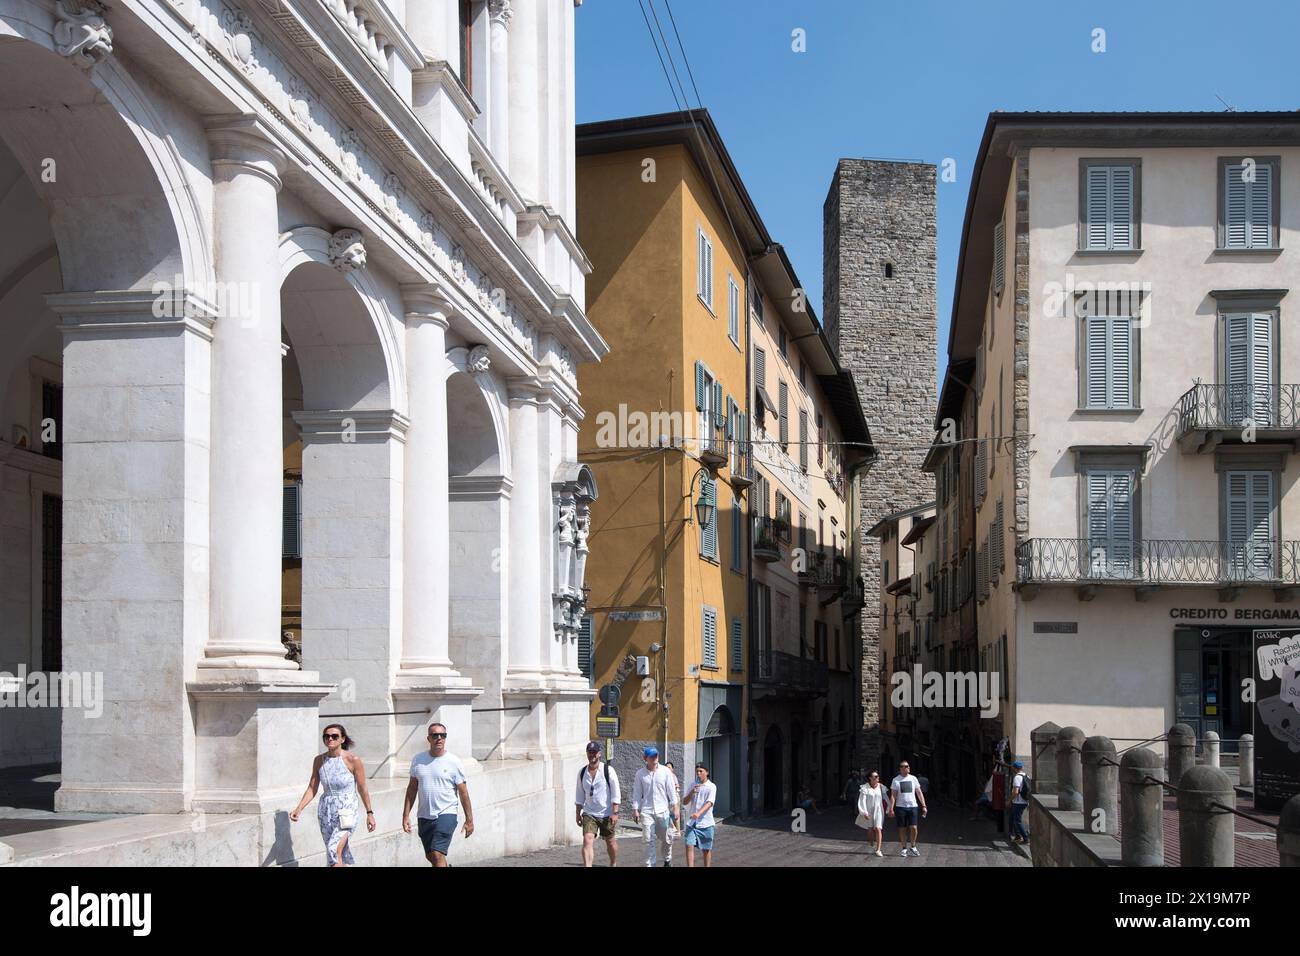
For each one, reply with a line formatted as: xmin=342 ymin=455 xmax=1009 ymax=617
xmin=506 ymin=377 xmax=546 ymax=406
xmin=401 ymin=283 xmax=454 ymax=328
xmin=489 ymin=0 xmax=513 ymax=26
xmin=205 ymin=114 xmax=287 ymax=190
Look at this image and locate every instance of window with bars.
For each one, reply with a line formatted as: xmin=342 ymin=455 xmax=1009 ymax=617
xmin=1081 ymin=161 xmax=1139 ymax=251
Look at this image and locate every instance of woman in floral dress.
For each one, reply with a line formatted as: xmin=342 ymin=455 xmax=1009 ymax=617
xmin=290 ymin=723 xmax=376 ymax=866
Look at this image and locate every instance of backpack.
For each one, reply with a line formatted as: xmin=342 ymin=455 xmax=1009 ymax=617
xmin=1016 ymin=773 xmax=1032 ymax=798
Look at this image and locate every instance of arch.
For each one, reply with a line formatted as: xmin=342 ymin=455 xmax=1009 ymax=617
xmin=279 ymin=226 xmax=404 ymax=414
xmin=445 ymin=346 xmax=510 ymax=478
xmin=0 ymin=10 xmax=209 ymax=293
xmin=700 ymin=703 xmax=735 ymax=739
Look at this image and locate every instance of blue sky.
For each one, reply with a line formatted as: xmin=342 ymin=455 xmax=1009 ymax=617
xmin=576 ymin=0 xmax=1300 ymax=369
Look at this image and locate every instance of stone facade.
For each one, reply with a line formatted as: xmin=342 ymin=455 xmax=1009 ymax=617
xmin=822 ymin=160 xmax=937 ymax=771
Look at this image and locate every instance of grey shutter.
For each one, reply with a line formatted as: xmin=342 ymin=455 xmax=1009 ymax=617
xmin=282 ymin=482 xmax=302 ymax=559
xmin=1109 ymin=315 xmax=1133 ymax=408
xmin=701 ymin=475 xmax=717 ymax=558
xmin=695 ymin=360 xmax=706 ymax=411
xmin=994 ymin=499 xmax=1005 ymax=574
xmin=755 ymin=347 xmax=766 ymax=389
xmin=730 ymin=617 xmax=743 ymax=671
xmin=731 ymin=500 xmax=742 ymax=569
xmin=1086 ymin=165 xmax=1110 ymax=249
xmin=578 ymin=616 xmax=594 ymax=679
xmin=1225 ymin=312 xmax=1274 ymax=425
xmin=1087 ymin=469 xmax=1134 ymax=578
xmin=1225 ymin=164 xmax=1249 ymax=248
xmin=799 ymin=409 xmax=808 ymax=471
xmin=992 ymin=220 xmax=1006 ymax=295
xmin=1250 ymin=163 xmax=1273 ymax=248
xmin=697 ymin=229 xmax=706 ymax=298
xmin=1225 ymin=470 xmax=1275 ymax=580
xmin=778 ymin=381 xmax=788 ymax=446
xmin=713 ymin=381 xmax=725 ymax=429
xmin=702 ymin=606 xmax=718 ymax=668
xmin=1110 ymin=165 xmax=1134 ymax=248
xmin=1085 ymin=315 xmax=1109 ymax=407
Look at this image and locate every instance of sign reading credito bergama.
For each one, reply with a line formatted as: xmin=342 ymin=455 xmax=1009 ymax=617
xmin=1169 ymin=607 xmax=1300 ymax=621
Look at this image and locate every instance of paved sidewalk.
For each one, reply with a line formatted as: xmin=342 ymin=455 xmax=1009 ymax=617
xmin=474 ymin=801 xmax=1030 ymax=867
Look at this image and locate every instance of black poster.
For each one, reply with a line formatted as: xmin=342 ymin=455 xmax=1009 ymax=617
xmin=1252 ymin=628 xmax=1300 ymax=811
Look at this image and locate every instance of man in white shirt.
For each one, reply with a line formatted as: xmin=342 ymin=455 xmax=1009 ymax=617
xmin=402 ymin=722 xmax=474 ymax=867
xmin=890 ymin=759 xmax=927 ymax=858
xmin=631 ymin=746 xmax=679 ymax=867
xmin=682 ymin=763 xmax=718 ymax=868
xmin=1010 ymin=760 xmax=1030 ymax=845
xmin=575 ymin=740 xmax=621 ymax=867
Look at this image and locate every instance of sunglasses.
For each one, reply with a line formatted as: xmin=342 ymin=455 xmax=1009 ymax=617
xmin=323 ymin=733 xmax=341 ymax=741
xmin=428 ymin=733 xmax=448 ymax=740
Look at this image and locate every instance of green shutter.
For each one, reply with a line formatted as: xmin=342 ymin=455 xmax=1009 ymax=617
xmin=695 ymin=360 xmax=705 ymax=411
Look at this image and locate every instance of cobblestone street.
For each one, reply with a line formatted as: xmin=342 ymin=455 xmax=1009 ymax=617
xmin=474 ymin=801 xmax=1031 ymax=867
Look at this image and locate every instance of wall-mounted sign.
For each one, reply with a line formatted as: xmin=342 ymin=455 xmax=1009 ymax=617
xmin=1033 ymin=621 xmax=1078 ymax=634
xmin=595 ymin=715 xmax=621 ymax=739
xmin=609 ymin=610 xmax=663 ymax=622
xmin=1171 ymin=607 xmax=1300 ymax=621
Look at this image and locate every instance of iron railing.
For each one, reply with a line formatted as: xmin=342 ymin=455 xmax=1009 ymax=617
xmin=729 ymin=440 xmax=754 ymax=486
xmin=753 ymin=515 xmax=783 ymax=559
xmin=752 ymin=649 xmax=829 ymax=694
xmin=1177 ymin=383 xmax=1300 ymax=433
xmin=1017 ymin=537 xmax=1300 ymax=585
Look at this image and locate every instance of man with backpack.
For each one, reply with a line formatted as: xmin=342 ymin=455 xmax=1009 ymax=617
xmin=575 ymin=740 xmax=621 ymax=866
xmin=1009 ymin=760 xmax=1031 ymax=845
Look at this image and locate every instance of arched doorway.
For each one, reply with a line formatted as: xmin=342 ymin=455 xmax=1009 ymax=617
xmin=762 ymin=724 xmax=783 ymax=813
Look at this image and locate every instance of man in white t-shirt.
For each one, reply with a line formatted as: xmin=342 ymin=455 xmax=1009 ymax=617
xmin=402 ymin=722 xmax=474 ymax=867
xmin=631 ymin=747 xmax=679 ymax=867
xmin=682 ymin=763 xmax=718 ymax=868
xmin=575 ymin=740 xmax=621 ymax=867
xmin=1010 ymin=760 xmax=1030 ymax=845
xmin=890 ymin=760 xmax=927 ymax=858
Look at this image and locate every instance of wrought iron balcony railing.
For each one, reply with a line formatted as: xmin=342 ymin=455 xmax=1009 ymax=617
xmin=700 ymin=429 xmax=728 ymax=467
xmin=1177 ymin=383 xmax=1300 ymax=435
xmin=752 ymin=649 xmax=829 ymax=694
xmin=753 ymin=515 xmax=783 ymax=562
xmin=729 ymin=440 xmax=754 ymax=488
xmin=1017 ymin=538 xmax=1300 ymax=586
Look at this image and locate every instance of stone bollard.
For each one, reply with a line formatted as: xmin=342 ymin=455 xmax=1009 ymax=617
xmin=1082 ymin=736 xmax=1119 ymax=835
xmin=1031 ymin=722 xmax=1060 ymax=797
xmin=1120 ymin=747 xmax=1165 ymax=866
xmin=1239 ymin=734 xmax=1254 ymax=790
xmin=1167 ymin=723 xmax=1196 ymax=788
xmin=1177 ymin=765 xmax=1235 ymax=867
xmin=1203 ymin=730 xmax=1220 ymax=768
xmin=1056 ymin=726 xmax=1085 ymax=812
xmin=1280 ymin=793 xmax=1300 ymax=867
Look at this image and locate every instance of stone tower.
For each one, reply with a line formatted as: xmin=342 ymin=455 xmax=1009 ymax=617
xmin=823 ymin=159 xmax=937 ymax=771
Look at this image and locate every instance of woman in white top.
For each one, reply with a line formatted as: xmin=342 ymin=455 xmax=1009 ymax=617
xmin=855 ymin=770 xmax=888 ymax=857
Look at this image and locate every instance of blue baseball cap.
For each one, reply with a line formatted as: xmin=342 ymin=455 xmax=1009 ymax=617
xmin=1012 ymin=761 xmax=1024 ymax=769
xmin=643 ymin=747 xmax=659 ymax=758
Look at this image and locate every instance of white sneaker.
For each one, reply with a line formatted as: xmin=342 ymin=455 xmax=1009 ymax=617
xmin=900 ymin=848 xmax=909 ymax=857
xmin=874 ymin=849 xmax=883 ymax=858
xmin=909 ymin=847 xmax=920 ymax=857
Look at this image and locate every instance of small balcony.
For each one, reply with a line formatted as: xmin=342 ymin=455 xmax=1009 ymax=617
xmin=728 ymin=441 xmax=754 ymax=490
xmin=753 ymin=515 xmax=785 ymax=563
xmin=841 ymin=577 xmax=866 ymax=617
xmin=751 ymin=649 xmax=829 ymax=697
xmin=1176 ymin=384 xmax=1300 ymax=453
xmin=812 ymin=549 xmax=850 ymax=605
xmin=700 ymin=429 xmax=728 ymax=470
xmin=1016 ymin=537 xmax=1300 ymax=601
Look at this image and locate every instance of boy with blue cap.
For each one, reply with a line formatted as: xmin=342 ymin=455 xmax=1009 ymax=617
xmin=631 ymin=746 xmax=679 ymax=867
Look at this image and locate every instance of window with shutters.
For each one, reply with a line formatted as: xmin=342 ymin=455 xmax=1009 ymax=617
xmin=799 ymin=409 xmax=808 ymax=472
xmin=730 ymin=617 xmax=744 ymax=672
xmin=774 ymin=491 xmax=792 ymax=543
xmin=1222 ymin=469 xmax=1276 ymax=581
xmin=283 ymin=480 xmax=303 ymax=560
xmin=1219 ymin=157 xmax=1279 ymax=250
xmin=702 ymin=606 xmax=718 ymax=669
xmin=697 ymin=227 xmax=714 ymax=309
xmin=1222 ymin=311 xmax=1276 ymax=426
xmin=975 ymin=438 xmax=988 ymax=506
xmin=994 ymin=499 xmax=1005 ymax=573
xmin=778 ymin=381 xmax=789 ymax=449
xmin=699 ymin=473 xmax=718 ymax=561
xmin=1084 ymin=468 xmax=1136 ymax=579
xmin=728 ymin=275 xmax=740 ymax=345
xmin=1080 ymin=160 xmax=1140 ymax=251
xmin=992 ymin=220 xmax=1006 ymax=297
xmin=1081 ymin=312 xmax=1138 ymax=409
xmin=695 ymin=360 xmax=720 ymax=450
xmin=778 ymin=326 xmax=788 ymax=357
xmin=578 ymin=616 xmax=594 ymax=681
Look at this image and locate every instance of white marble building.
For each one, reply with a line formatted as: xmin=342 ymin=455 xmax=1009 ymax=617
xmin=0 ymin=0 xmax=604 ymax=865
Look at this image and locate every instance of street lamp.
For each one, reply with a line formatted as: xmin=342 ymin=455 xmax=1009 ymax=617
xmin=687 ymin=465 xmax=715 ymax=528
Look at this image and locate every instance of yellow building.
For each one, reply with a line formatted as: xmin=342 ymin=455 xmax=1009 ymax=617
xmin=576 ymin=110 xmax=871 ymax=816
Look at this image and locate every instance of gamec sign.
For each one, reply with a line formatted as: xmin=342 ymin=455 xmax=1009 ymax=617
xmin=1252 ymin=627 xmax=1300 ymax=811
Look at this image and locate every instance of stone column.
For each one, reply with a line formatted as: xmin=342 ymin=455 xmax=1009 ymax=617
xmin=505 ymin=382 xmax=544 ymax=686
xmin=1081 ymin=735 xmax=1118 ymax=835
xmin=1177 ymin=765 xmax=1235 ymax=867
xmin=1167 ymin=723 xmax=1196 ymax=788
xmin=50 ymin=289 xmax=217 ymax=814
xmin=506 ymin=0 xmax=539 ymax=200
xmin=1055 ymin=725 xmax=1085 ymax=812
xmin=398 ymin=289 xmax=462 ymax=683
xmin=1239 ymin=733 xmax=1254 ymax=789
xmin=488 ymin=0 xmax=511 ymax=163
xmin=189 ymin=116 xmax=333 ymax=813
xmin=1120 ymin=747 xmax=1165 ymax=867
xmin=202 ymin=115 xmax=297 ymax=673
xmin=1203 ymin=730 xmax=1220 ymax=768
xmin=1030 ymin=721 xmax=1060 ymax=797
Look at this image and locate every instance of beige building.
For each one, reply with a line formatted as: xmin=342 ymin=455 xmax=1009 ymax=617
xmin=942 ymin=112 xmax=1300 ymax=762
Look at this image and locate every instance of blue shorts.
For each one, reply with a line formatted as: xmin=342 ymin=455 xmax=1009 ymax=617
xmin=418 ymin=814 xmax=458 ymax=856
xmin=896 ymin=806 xmax=919 ymax=827
xmin=684 ymin=824 xmax=714 ymax=850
